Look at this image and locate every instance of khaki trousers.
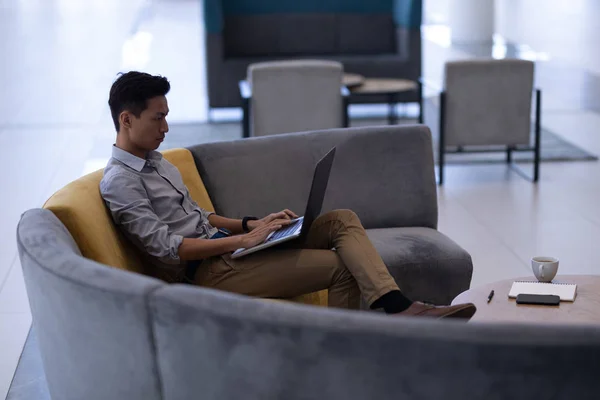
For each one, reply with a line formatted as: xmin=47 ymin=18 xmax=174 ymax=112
xmin=194 ymin=210 xmax=400 ymax=309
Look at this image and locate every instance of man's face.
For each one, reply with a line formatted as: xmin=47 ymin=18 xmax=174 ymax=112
xmin=128 ymin=96 xmax=169 ymax=152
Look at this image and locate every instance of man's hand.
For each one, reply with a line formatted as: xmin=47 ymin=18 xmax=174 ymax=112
xmin=240 ymin=219 xmax=292 ymax=248
xmin=247 ymin=209 xmax=299 ymax=231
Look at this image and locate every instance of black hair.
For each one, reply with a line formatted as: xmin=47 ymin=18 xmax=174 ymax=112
xmin=108 ymin=71 xmax=170 ymax=132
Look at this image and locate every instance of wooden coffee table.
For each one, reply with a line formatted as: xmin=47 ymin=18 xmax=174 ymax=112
xmin=349 ymin=78 xmax=422 ymax=125
xmin=452 ymin=275 xmax=600 ymax=324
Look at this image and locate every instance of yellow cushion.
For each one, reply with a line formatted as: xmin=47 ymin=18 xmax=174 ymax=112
xmin=161 ymin=148 xmax=215 ymax=212
xmin=42 ymin=148 xmax=213 ymax=275
xmin=43 ymin=147 xmax=327 ymax=306
xmin=44 ymin=168 xmax=147 ymax=274
xmin=290 ymin=291 xmax=328 ymax=307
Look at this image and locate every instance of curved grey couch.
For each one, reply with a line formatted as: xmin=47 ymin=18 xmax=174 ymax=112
xmin=17 ymin=209 xmax=600 ymax=400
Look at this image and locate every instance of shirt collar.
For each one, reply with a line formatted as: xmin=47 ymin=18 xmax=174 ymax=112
xmin=111 ymin=145 xmax=163 ymax=172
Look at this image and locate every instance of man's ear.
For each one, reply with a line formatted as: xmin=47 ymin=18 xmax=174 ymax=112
xmin=119 ymin=111 xmax=132 ymax=129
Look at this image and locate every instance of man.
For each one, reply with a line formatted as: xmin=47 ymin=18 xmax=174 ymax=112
xmin=100 ymin=71 xmax=476 ymax=319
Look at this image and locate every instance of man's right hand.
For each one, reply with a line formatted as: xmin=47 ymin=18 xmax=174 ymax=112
xmin=239 ymin=219 xmax=291 ymax=248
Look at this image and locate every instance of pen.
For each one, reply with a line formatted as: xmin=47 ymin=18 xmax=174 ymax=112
xmin=487 ymin=290 xmax=494 ymax=303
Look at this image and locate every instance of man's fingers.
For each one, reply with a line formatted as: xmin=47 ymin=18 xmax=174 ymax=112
xmin=282 ymin=209 xmax=293 ymax=217
xmin=268 ymin=210 xmax=297 ymax=221
xmin=262 ymin=224 xmax=281 ymax=234
xmin=284 ymin=209 xmax=299 ymax=218
xmin=276 ymin=211 xmax=291 ymax=220
xmin=266 ymin=223 xmax=282 ymax=231
xmin=248 ymin=220 xmax=287 ymax=238
xmin=270 ymin=219 xmax=287 ymax=227
xmin=266 ymin=212 xmax=285 ymax=222
xmin=251 ymin=224 xmax=279 ymax=239
xmin=255 ymin=224 xmax=274 ymax=233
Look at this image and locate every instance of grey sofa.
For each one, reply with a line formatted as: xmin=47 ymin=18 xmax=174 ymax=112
xmin=187 ymin=125 xmax=472 ymax=305
xmin=204 ymin=0 xmax=423 ymax=108
xmin=17 ymin=208 xmax=600 ymax=400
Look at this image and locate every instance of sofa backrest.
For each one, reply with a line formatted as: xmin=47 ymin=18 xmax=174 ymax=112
xmin=223 ymin=14 xmax=395 ymax=57
xmin=17 ymin=208 xmax=165 ymax=400
xmin=188 ymin=125 xmax=438 ymax=230
xmin=205 ymin=0 xmax=423 ymax=57
xmin=43 ymin=148 xmax=214 ymax=277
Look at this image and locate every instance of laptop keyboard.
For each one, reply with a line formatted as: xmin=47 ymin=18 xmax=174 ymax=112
xmin=266 ymin=218 xmax=303 ymax=242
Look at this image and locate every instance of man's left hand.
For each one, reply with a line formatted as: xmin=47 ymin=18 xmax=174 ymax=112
xmin=247 ymin=209 xmax=299 ymax=231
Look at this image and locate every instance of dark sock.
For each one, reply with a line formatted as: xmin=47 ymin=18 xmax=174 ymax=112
xmin=370 ymin=290 xmax=413 ymax=314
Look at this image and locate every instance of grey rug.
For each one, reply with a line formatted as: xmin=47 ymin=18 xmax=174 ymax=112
xmin=417 ymin=96 xmax=598 ymax=164
xmin=352 ymin=118 xmax=599 ymax=165
xmin=162 ymin=116 xmax=597 ymax=165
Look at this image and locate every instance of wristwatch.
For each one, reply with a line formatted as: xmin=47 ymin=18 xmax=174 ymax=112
xmin=242 ymin=216 xmax=258 ymax=233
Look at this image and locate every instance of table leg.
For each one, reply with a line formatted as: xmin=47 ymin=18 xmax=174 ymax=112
xmin=418 ymin=81 xmax=424 ymax=124
xmin=388 ymin=93 xmax=398 ymax=125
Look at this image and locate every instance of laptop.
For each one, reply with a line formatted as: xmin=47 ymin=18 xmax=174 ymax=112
xmin=231 ymin=147 xmax=336 ymax=259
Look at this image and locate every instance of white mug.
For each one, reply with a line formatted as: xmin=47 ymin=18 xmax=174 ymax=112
xmin=531 ymin=256 xmax=559 ymax=282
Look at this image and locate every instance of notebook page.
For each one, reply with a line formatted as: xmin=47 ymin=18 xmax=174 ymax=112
xmin=508 ymin=281 xmax=577 ymax=302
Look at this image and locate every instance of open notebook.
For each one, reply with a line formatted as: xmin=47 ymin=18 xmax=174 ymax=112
xmin=509 ymin=281 xmax=577 ymax=302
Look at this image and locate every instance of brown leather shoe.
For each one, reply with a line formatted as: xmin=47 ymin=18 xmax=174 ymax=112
xmin=399 ymin=302 xmax=476 ymax=320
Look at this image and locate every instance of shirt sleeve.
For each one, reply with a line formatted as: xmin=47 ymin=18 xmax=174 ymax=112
xmin=100 ymin=171 xmax=183 ymax=263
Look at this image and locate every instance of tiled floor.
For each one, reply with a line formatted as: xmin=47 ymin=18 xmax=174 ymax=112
xmin=3 ymin=0 xmax=600 ymax=398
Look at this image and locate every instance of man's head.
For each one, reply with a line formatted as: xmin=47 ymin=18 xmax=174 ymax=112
xmin=108 ymin=71 xmax=170 ymax=155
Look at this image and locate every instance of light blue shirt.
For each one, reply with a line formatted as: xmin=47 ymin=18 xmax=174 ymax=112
xmin=100 ymin=146 xmax=217 ymax=268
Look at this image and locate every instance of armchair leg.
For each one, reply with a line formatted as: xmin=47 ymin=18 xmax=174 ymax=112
xmin=342 ymin=96 xmax=349 ymax=128
xmin=509 ymin=89 xmax=542 ymax=182
xmin=242 ymin=98 xmax=250 ymax=138
xmin=387 ymin=93 xmax=400 ymax=125
xmin=438 ymin=92 xmax=446 ymax=185
xmin=439 ymin=142 xmax=445 ymax=185
xmin=533 ymin=89 xmax=542 ymax=182
xmin=418 ymin=80 xmax=424 ymax=124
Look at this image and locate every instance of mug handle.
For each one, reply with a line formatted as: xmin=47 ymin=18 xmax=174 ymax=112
xmin=538 ymin=264 xmax=545 ymax=279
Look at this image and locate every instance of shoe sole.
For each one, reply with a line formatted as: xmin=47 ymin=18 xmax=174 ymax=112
xmin=439 ymin=304 xmax=477 ymax=320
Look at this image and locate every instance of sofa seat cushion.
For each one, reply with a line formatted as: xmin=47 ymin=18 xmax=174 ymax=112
xmin=366 ymin=227 xmax=473 ymax=305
